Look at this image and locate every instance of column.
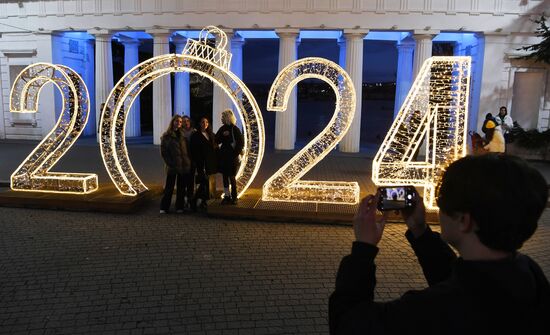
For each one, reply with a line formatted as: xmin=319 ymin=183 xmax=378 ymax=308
xmin=394 ymin=35 xmax=415 ymax=118
xmin=412 ymin=31 xmax=438 ymax=79
xmin=230 ymin=33 xmax=245 ymax=128
xmin=274 ymin=28 xmax=300 ymax=150
xmin=337 ymin=36 xmax=346 ymax=69
xmin=148 ymin=29 xmax=172 ymax=145
xmin=172 ymin=34 xmax=191 ymax=117
xmin=339 ymin=29 xmax=368 ymax=153
xmin=412 ymin=31 xmax=438 ymax=158
xmin=230 ymin=33 xmax=245 ymax=81
xmin=89 ymin=30 xmax=114 ymax=142
xmin=35 ymin=32 xmax=56 ymax=137
xmin=0 ymin=47 xmax=4 ymax=139
xmin=119 ymin=35 xmax=141 ymax=137
xmin=82 ymin=38 xmax=96 ymax=137
xmin=467 ymin=33 xmax=485 ymax=134
xmin=212 ymin=30 xmax=234 ymax=131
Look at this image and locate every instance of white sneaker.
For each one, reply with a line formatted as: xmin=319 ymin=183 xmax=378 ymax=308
xmin=159 ymin=210 xmax=167 ymax=214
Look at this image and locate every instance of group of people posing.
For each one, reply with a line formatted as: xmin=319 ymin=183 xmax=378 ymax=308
xmin=478 ymin=105 xmax=514 ymax=153
xmin=159 ymin=109 xmax=244 ymax=214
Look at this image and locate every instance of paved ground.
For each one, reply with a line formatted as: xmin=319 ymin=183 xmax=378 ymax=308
xmin=1 ymin=139 xmax=550 ymax=334
xmin=1 ymin=202 xmax=549 ymax=335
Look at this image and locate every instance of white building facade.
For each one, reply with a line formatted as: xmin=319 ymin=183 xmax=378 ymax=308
xmin=0 ymin=0 xmax=548 ymax=151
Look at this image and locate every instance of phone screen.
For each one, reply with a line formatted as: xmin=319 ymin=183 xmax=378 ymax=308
xmin=377 ymin=186 xmax=414 ymax=211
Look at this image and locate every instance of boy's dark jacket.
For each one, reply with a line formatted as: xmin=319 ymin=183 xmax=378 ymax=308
xmin=329 ymin=227 xmax=550 ymax=334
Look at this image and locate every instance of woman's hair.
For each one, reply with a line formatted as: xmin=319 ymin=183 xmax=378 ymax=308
xmin=499 ymin=106 xmax=507 ymax=115
xmin=221 ymin=109 xmax=237 ymax=126
xmin=437 ymin=154 xmax=548 ymax=252
xmin=163 ymin=114 xmax=183 ymax=138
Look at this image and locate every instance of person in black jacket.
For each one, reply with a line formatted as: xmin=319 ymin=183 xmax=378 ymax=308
xmin=190 ymin=117 xmax=217 ymax=210
xmin=215 ymin=109 xmax=244 ymax=205
xmin=159 ymin=115 xmax=191 ymax=214
xmin=180 ymin=115 xmax=197 ymax=209
xmin=481 ymin=112 xmax=495 ymax=135
xmin=329 ymin=154 xmax=549 ymax=335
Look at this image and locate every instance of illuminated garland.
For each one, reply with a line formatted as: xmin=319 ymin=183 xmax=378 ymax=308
xmin=10 ymin=63 xmax=98 ymax=194
xmin=262 ymin=57 xmax=359 ymax=204
xmin=372 ymin=56 xmax=471 ymax=209
xmin=100 ymin=26 xmax=264 ymax=197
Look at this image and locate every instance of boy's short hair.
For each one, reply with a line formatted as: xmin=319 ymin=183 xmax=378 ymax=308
xmin=437 ymin=154 xmax=548 ymax=252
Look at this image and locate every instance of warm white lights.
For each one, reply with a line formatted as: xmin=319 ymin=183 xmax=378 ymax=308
xmin=262 ymin=57 xmax=360 ymax=204
xmin=100 ymin=26 xmax=264 ymax=197
xmin=7 ymin=32 xmax=470 ymax=210
xmin=372 ymin=56 xmax=471 ymax=209
xmin=9 ymin=63 xmax=98 ymax=194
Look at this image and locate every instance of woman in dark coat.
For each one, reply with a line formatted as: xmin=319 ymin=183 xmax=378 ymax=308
xmin=190 ymin=117 xmax=217 ymax=210
xmin=215 ymin=109 xmax=244 ymax=205
xmin=159 ymin=114 xmax=191 ymax=213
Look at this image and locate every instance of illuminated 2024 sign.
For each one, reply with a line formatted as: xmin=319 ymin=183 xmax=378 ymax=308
xmin=9 ymin=26 xmax=471 ymax=207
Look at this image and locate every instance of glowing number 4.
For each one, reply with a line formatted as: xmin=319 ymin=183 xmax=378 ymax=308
xmin=372 ymin=57 xmax=471 ymax=209
xmin=9 ymin=63 xmax=98 ymax=194
xmin=262 ymin=58 xmax=360 ymax=204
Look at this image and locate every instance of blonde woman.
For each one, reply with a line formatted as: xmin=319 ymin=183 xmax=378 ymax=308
xmin=215 ymin=109 xmax=244 ymax=204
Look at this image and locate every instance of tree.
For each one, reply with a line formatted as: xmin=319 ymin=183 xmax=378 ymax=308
xmin=518 ymin=15 xmax=550 ymax=65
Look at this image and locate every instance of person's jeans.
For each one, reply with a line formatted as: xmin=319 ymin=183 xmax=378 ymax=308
xmin=222 ymin=174 xmax=237 ymax=200
xmin=182 ymin=171 xmax=194 ymax=202
xmin=195 ymin=171 xmax=211 ymax=201
xmin=160 ymin=172 xmax=185 ymax=211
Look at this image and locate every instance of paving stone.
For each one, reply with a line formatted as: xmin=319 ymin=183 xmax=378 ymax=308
xmin=1 ymin=186 xmax=549 ymax=334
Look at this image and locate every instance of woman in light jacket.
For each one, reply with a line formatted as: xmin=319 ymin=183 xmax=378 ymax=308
xmin=495 ymin=106 xmax=513 ymax=141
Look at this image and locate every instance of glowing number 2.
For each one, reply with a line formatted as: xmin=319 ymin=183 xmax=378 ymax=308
xmin=372 ymin=56 xmax=471 ymax=209
xmin=9 ymin=63 xmax=98 ymax=194
xmin=262 ymin=57 xmax=360 ymax=204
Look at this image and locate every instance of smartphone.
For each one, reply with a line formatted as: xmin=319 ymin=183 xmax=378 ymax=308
xmin=377 ymin=186 xmax=416 ymax=211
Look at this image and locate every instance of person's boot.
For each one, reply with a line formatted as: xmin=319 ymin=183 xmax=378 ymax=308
xmin=230 ymin=190 xmax=238 ymax=205
xmin=199 ymin=199 xmax=208 ymax=211
xmin=221 ymin=195 xmax=231 ymax=205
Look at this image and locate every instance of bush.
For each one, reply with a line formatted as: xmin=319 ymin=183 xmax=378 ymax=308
xmin=515 ymin=129 xmax=550 ymax=149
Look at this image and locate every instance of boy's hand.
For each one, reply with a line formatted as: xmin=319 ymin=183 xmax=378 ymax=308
xmin=353 ymin=194 xmax=387 ymax=246
xmin=401 ymin=188 xmax=427 ymax=238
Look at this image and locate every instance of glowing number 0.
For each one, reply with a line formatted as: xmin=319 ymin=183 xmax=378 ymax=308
xmin=372 ymin=56 xmax=471 ymax=209
xmin=100 ymin=26 xmax=264 ymax=197
xmin=9 ymin=63 xmax=98 ymax=194
xmin=262 ymin=57 xmax=360 ymax=204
